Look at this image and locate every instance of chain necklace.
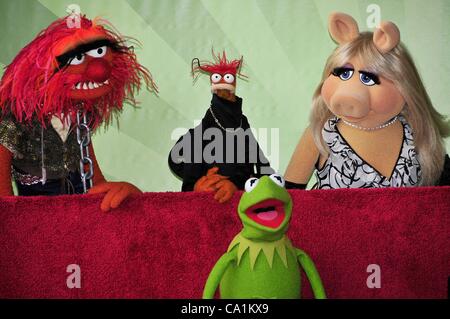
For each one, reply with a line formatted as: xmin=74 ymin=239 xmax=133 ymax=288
xmin=76 ymin=110 xmax=93 ymax=193
xmin=209 ymin=106 xmax=242 ymax=133
xmin=340 ymin=116 xmax=398 ymax=131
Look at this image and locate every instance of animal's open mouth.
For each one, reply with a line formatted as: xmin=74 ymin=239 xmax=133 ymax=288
xmin=71 ymin=79 xmax=109 ymax=90
xmin=246 ymin=199 xmax=285 ymax=229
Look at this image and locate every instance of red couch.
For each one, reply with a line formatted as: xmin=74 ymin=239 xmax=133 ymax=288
xmin=0 ymin=187 xmax=448 ymax=298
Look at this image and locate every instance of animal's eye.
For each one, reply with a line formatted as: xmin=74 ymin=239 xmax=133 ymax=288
xmin=245 ymin=177 xmax=259 ymax=192
xmin=86 ymin=46 xmax=107 ymax=58
xmin=69 ymin=54 xmax=85 ymax=65
xmin=332 ymin=67 xmax=354 ymax=81
xmin=211 ymin=73 xmax=222 ymax=83
xmin=223 ymin=73 xmax=235 ymax=84
xmin=269 ymin=174 xmax=285 ymax=188
xmin=359 ymin=72 xmax=379 ymax=86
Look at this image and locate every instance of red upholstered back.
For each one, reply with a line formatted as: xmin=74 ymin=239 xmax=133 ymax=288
xmin=0 ymin=187 xmax=448 ymax=298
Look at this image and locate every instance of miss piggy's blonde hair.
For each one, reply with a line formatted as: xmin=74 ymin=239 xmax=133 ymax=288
xmin=311 ymin=15 xmax=450 ymax=186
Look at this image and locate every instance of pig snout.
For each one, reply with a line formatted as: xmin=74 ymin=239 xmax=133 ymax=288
xmin=329 ymin=86 xmax=371 ymax=119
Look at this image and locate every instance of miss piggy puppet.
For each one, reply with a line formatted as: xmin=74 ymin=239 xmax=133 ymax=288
xmin=285 ymin=12 xmax=449 ymax=189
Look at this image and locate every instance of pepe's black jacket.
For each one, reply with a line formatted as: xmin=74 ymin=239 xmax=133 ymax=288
xmin=168 ymin=94 xmax=273 ymax=191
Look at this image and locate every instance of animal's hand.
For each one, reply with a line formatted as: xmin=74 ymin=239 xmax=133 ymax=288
xmin=213 ymin=179 xmax=238 ymax=203
xmin=194 ymin=167 xmax=228 ymax=192
xmin=88 ymin=182 xmax=142 ymax=212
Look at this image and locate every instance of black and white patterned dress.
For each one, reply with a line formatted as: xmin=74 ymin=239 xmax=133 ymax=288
xmin=315 ymin=116 xmax=421 ymax=189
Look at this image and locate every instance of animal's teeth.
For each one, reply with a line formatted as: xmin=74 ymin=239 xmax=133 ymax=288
xmin=88 ymin=82 xmax=95 ymax=89
xmin=93 ymin=82 xmax=99 ymax=88
xmin=97 ymin=82 xmax=103 ymax=87
xmin=104 ymin=79 xmax=109 ymax=85
xmin=83 ymin=83 xmax=88 ymax=90
xmin=76 ymin=83 xmax=81 ymax=90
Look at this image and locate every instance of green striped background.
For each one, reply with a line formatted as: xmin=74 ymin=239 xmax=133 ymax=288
xmin=0 ymin=0 xmax=449 ymax=191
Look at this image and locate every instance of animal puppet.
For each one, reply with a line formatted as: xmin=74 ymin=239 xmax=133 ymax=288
xmin=203 ymin=174 xmax=326 ymax=299
xmin=284 ymin=12 xmax=449 ymax=189
xmin=0 ymin=14 xmax=157 ymax=211
xmin=168 ymin=51 xmax=273 ymax=203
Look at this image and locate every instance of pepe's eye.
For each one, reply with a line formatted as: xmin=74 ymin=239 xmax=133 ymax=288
xmin=69 ymin=54 xmax=85 ymax=65
xmin=269 ymin=174 xmax=285 ymax=188
xmin=359 ymin=72 xmax=379 ymax=86
xmin=223 ymin=73 xmax=235 ymax=84
xmin=245 ymin=177 xmax=259 ymax=192
xmin=86 ymin=46 xmax=107 ymax=58
xmin=211 ymin=73 xmax=222 ymax=83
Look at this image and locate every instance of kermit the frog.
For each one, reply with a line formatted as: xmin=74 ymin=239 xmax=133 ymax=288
xmin=203 ymin=174 xmax=326 ymax=299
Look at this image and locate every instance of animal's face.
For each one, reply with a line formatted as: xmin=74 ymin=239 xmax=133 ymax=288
xmin=321 ymin=56 xmax=405 ymax=127
xmin=0 ymin=15 xmax=155 ymax=129
xmin=59 ymin=41 xmax=114 ymax=100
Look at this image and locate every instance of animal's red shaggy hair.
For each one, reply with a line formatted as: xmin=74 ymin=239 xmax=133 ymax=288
xmin=192 ymin=50 xmax=245 ymax=80
xmin=0 ymin=15 xmax=157 ymax=130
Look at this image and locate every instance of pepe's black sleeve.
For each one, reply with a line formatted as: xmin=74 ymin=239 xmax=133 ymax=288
xmin=255 ymin=141 xmax=274 ymax=176
xmin=180 ymin=126 xmax=207 ymax=192
xmin=242 ymin=116 xmax=274 ymax=177
xmin=181 ymin=162 xmax=206 ymax=191
xmin=168 ymin=128 xmax=205 ymax=191
xmin=168 ymin=136 xmax=185 ymax=180
xmin=437 ymin=154 xmax=450 ymax=186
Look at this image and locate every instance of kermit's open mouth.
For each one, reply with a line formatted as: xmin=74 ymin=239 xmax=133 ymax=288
xmin=246 ymin=199 xmax=286 ymax=229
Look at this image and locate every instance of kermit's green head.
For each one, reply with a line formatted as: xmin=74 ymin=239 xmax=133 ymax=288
xmin=238 ymin=174 xmax=293 ymax=241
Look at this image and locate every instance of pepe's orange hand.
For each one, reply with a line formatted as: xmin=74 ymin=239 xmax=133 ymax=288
xmin=193 ymin=167 xmax=228 ymax=192
xmin=88 ymin=182 xmax=142 ymax=212
xmin=213 ymin=179 xmax=238 ymax=203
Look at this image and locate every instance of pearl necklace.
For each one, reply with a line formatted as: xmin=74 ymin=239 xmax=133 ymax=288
xmin=209 ymin=106 xmax=242 ymax=133
xmin=340 ymin=116 xmax=398 ymax=131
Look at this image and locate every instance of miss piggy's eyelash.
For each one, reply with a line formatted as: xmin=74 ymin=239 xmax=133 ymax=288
xmin=331 ymin=67 xmax=354 ymax=76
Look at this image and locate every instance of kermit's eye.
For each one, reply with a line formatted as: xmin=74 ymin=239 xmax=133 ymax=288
xmin=332 ymin=67 xmax=354 ymax=81
xmin=269 ymin=174 xmax=285 ymax=188
xmin=245 ymin=177 xmax=259 ymax=192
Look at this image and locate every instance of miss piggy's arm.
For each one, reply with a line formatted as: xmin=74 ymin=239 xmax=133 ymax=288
xmin=284 ymin=127 xmax=320 ymax=188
